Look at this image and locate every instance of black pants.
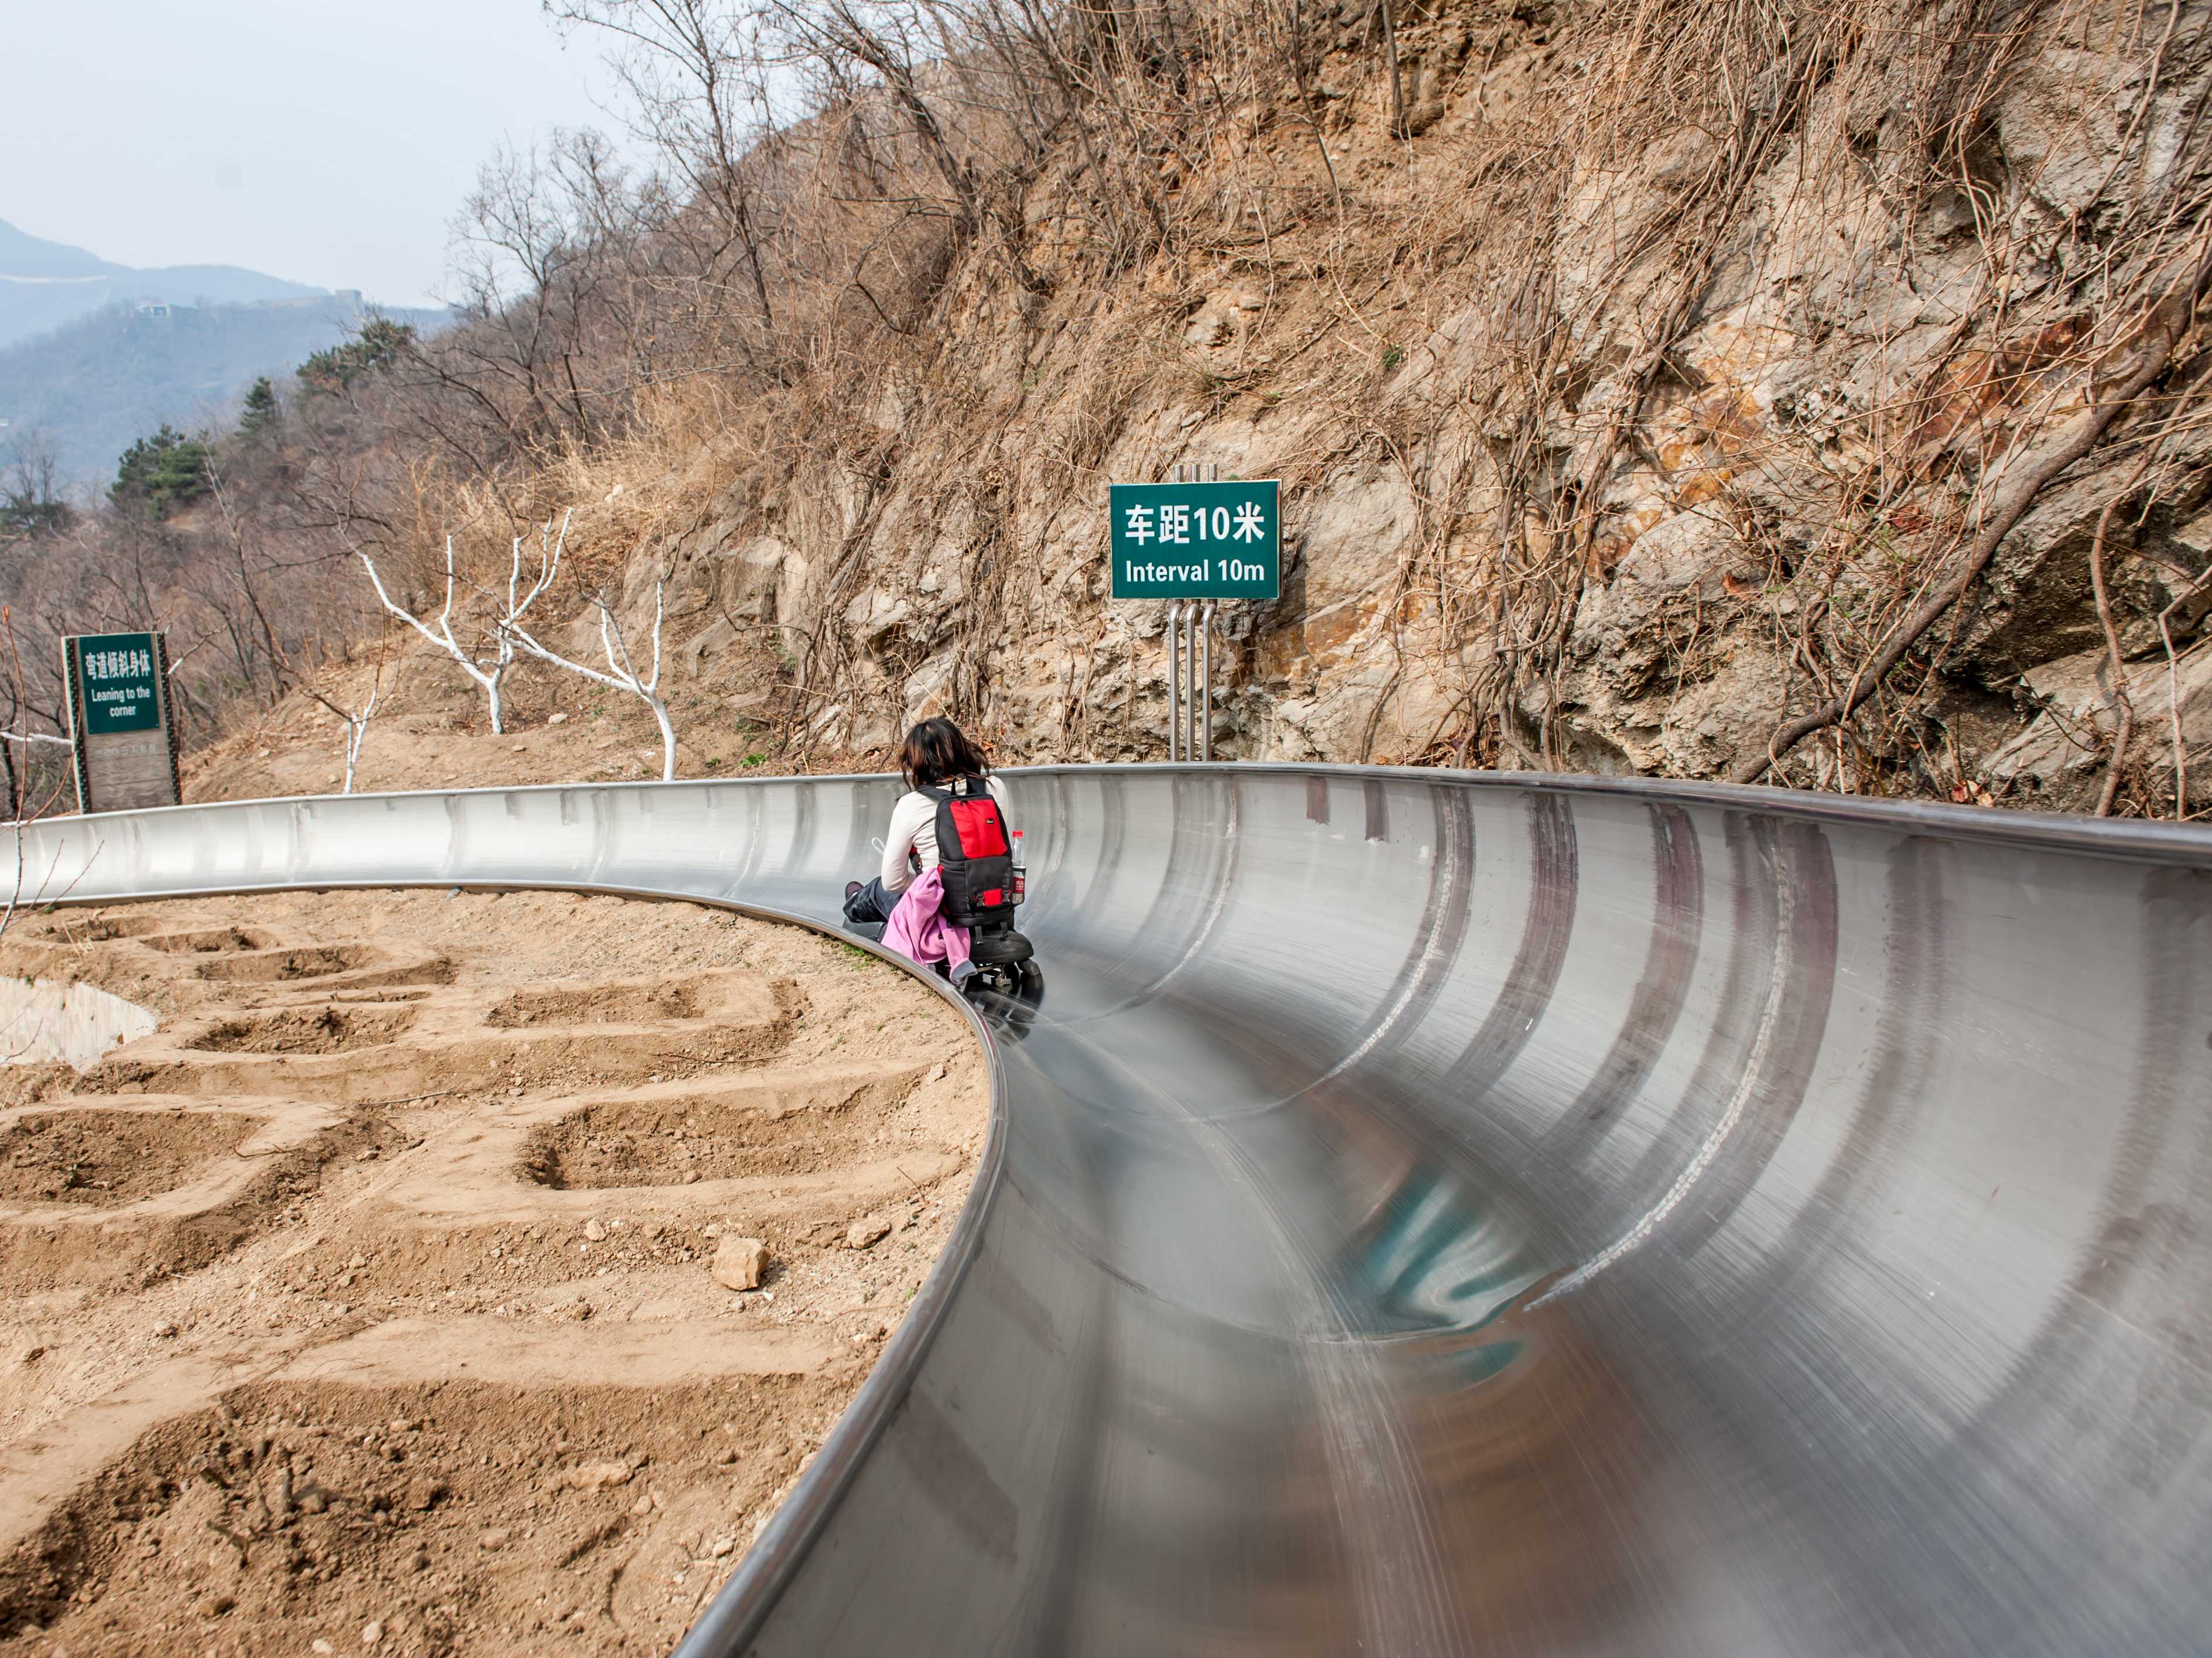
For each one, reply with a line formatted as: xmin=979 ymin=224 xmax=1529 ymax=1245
xmin=844 ymin=877 xmax=897 ymax=926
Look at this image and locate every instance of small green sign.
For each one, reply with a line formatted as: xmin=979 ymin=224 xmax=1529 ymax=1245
xmin=1110 ymin=479 xmax=1280 ymax=599
xmin=71 ymin=632 xmax=163 ymax=734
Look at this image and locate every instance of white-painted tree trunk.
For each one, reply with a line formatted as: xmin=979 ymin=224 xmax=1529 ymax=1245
xmin=505 ymin=576 xmax=679 ymax=781
xmin=354 ymin=512 xmax=569 ymax=742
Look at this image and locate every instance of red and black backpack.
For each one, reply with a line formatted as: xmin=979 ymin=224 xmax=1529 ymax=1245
xmin=923 ymin=774 xmax=1015 ymax=927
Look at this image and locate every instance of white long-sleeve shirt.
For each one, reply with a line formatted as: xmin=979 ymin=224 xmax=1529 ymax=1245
xmin=881 ymin=776 xmax=1012 ymax=895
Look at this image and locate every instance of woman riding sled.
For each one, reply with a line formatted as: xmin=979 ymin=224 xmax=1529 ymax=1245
xmin=845 ymin=717 xmax=1037 ymax=1007
xmin=844 ymin=717 xmax=1012 ymax=928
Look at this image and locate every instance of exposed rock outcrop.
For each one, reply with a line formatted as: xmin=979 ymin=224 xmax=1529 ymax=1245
xmin=561 ymin=0 xmax=2211 ymax=813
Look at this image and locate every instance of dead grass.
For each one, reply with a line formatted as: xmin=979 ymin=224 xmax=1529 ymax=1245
xmin=168 ymin=0 xmax=2212 ymax=807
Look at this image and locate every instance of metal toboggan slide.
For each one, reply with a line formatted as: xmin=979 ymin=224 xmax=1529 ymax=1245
xmin=21 ymin=765 xmax=2212 ymax=1656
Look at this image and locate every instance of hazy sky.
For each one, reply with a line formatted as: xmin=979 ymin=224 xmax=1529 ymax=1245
xmin=1 ymin=0 xmax=632 ymax=308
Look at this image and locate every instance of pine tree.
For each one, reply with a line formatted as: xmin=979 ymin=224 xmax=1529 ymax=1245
xmin=298 ymin=318 xmax=417 ymax=395
xmin=239 ymin=375 xmax=279 ymax=435
xmin=111 ymin=425 xmax=213 ymax=516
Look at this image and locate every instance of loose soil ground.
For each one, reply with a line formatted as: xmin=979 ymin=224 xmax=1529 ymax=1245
xmin=0 ymin=890 xmax=988 ymax=1656
xmin=0 ymin=1112 xmax=255 ymax=1207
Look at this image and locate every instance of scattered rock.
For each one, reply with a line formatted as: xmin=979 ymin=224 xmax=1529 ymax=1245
xmin=707 ymin=1535 xmax=736 ymax=1558
xmin=552 ymin=1461 xmax=634 ymax=1492
xmin=583 ymin=1218 xmax=608 ymax=1242
xmin=713 ymin=1235 xmax=770 ymax=1290
xmin=16 ymin=1344 xmax=43 ymax=1366
xmin=479 ymin=1527 xmax=512 ymax=1551
xmin=152 ymin=1321 xmax=177 ymax=1339
xmin=362 ymin=1619 xmax=385 ymax=1646
xmin=195 ymin=1592 xmax=233 ymax=1619
xmin=405 ymin=1475 xmax=446 ymax=1510
xmin=266 ymin=1460 xmax=295 ymax=1521
xmin=549 ymin=712 xmax=569 ymax=725
xmin=312 ymin=1642 xmax=335 ymax=1656
xmin=845 ymin=1217 xmax=891 ymax=1251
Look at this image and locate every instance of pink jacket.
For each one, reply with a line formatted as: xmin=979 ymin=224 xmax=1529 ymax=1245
xmin=884 ymin=866 xmax=973 ymax=977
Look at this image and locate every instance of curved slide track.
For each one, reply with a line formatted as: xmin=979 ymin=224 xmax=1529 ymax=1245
xmin=17 ymin=766 xmax=2212 ymax=1657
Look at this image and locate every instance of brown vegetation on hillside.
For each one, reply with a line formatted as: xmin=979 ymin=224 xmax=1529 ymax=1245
xmin=8 ymin=0 xmax=2211 ymax=814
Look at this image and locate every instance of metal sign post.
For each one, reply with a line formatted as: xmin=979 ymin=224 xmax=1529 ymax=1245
xmin=63 ymin=631 xmax=181 ymax=813
xmin=1111 ymin=463 xmax=1279 ymax=762
xmin=1198 ymin=600 xmax=1215 ymax=763
xmin=1166 ymin=598 xmax=1184 ymax=761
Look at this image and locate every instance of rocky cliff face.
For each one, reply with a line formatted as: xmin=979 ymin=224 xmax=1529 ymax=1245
xmin=595 ymin=0 xmax=2210 ymax=813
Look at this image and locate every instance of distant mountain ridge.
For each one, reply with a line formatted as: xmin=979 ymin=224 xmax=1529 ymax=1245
xmin=0 ymin=294 xmax=452 ymax=485
xmin=0 ymin=219 xmax=124 ymax=279
xmin=0 ymin=218 xmax=448 ymax=487
xmin=0 ymin=218 xmax=328 ymax=349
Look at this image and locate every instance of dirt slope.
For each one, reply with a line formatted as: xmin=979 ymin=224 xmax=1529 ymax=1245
xmin=0 ymin=890 xmax=987 ymax=1656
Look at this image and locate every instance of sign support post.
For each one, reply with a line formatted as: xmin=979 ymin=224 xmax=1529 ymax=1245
xmin=1199 ymin=600 xmax=1215 ymax=763
xmin=1112 ymin=462 xmax=1276 ymax=763
xmin=1166 ymin=598 xmax=1184 ymax=762
xmin=1179 ymin=463 xmax=1208 ymax=764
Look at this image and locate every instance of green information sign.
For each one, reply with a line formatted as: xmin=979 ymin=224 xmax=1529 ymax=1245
xmin=63 ymin=629 xmax=180 ymax=813
xmin=1110 ymin=479 xmax=1280 ymax=599
xmin=70 ymin=633 xmax=163 ymax=734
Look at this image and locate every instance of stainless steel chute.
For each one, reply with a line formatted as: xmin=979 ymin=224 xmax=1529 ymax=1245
xmin=16 ymin=767 xmax=2212 ymax=1657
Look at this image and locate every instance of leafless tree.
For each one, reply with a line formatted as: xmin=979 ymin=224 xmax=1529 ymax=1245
xmin=504 ymin=573 xmax=679 ymax=779
xmin=300 ymin=638 xmax=395 ymax=794
xmin=550 ymin=0 xmax=790 ymax=357
xmin=358 ymin=512 xmax=571 ymax=733
xmin=0 ymin=430 xmax=74 ymax=555
xmin=0 ymin=602 xmax=87 ymax=950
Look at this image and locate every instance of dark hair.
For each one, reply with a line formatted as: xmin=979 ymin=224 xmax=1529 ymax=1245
xmin=899 ymin=718 xmax=989 ymax=792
